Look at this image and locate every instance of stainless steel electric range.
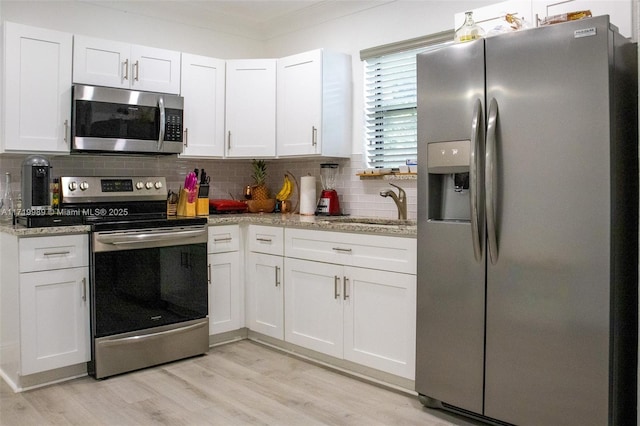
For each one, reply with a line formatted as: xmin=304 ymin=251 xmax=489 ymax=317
xmin=60 ymin=176 xmax=209 ymax=379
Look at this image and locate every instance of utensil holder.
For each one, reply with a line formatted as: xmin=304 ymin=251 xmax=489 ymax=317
xmin=177 ymin=189 xmax=196 ymax=217
xmin=196 ymin=198 xmax=209 ymax=216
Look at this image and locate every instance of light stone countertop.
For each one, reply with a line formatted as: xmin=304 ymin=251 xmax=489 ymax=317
xmin=207 ymin=214 xmax=417 ymax=237
xmin=0 ymin=214 xmax=417 ymax=237
xmin=0 ymin=223 xmax=91 ymax=237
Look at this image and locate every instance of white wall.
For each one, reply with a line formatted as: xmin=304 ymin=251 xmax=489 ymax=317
xmin=0 ymin=0 xmax=264 ymax=58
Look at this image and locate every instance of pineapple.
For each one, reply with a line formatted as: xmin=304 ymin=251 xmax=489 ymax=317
xmin=250 ymin=159 xmax=270 ymax=200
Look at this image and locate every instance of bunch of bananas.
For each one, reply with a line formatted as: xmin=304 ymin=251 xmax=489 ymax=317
xmin=275 ymin=173 xmax=294 ymax=201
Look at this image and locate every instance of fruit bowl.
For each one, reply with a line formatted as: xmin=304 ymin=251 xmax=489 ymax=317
xmin=246 ymin=199 xmax=276 ymax=213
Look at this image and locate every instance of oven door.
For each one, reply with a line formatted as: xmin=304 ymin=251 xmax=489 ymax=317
xmin=91 ymin=225 xmax=208 ymax=338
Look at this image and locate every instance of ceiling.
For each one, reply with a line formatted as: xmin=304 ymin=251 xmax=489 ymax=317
xmin=78 ymin=0 xmax=393 ymax=39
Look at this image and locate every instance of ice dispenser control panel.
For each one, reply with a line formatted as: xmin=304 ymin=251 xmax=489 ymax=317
xmin=427 ymin=140 xmax=470 ymax=173
xmin=427 ymin=140 xmax=471 ymax=222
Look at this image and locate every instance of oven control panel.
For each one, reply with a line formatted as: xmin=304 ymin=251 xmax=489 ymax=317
xmin=60 ymin=176 xmax=167 ymax=202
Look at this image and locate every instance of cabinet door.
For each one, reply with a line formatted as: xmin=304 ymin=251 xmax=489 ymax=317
xmin=277 ymin=50 xmax=322 ymax=156
xmin=180 ymin=54 xmax=226 ymax=158
xmin=73 ymin=35 xmax=130 ymax=88
xmin=130 ymin=45 xmax=181 ymax=94
xmin=248 ymin=225 xmax=284 ymax=256
xmin=246 ymin=253 xmax=283 ymax=339
xmin=225 ymin=59 xmax=276 ymax=158
xmin=284 ymin=258 xmax=343 ymax=358
xmin=20 ymin=267 xmax=89 ymax=375
xmin=4 ymin=22 xmax=72 ymax=153
xmin=208 ymin=251 xmax=241 ymax=335
xmin=343 ymin=267 xmax=416 ymax=379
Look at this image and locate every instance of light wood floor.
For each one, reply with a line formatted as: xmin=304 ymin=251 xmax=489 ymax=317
xmin=1 ymin=340 xmax=482 ymax=425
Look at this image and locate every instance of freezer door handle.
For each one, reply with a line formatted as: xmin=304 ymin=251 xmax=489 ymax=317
xmin=470 ymin=98 xmax=483 ymax=262
xmin=486 ymin=98 xmax=499 ymax=265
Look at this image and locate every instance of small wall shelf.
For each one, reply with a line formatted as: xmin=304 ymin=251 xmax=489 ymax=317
xmin=356 ymin=172 xmax=417 ymax=180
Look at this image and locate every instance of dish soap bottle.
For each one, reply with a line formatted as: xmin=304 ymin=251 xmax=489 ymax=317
xmin=455 ymin=11 xmax=485 ymax=43
xmin=0 ymin=172 xmax=14 ymax=225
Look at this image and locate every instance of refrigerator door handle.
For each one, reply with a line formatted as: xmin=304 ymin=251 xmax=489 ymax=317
xmin=470 ymin=98 xmax=483 ymax=262
xmin=486 ymin=98 xmax=499 ymax=265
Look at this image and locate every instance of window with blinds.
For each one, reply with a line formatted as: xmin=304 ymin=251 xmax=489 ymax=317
xmin=362 ymin=33 xmax=453 ymax=169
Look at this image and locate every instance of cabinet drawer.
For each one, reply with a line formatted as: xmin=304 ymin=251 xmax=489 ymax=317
xmin=208 ymin=225 xmax=240 ymax=253
xmin=248 ymin=225 xmax=284 ymax=256
xmin=285 ymin=228 xmax=416 ymax=274
xmin=19 ymin=234 xmax=89 ymax=273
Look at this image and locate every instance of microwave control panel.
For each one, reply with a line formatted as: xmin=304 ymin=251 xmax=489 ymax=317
xmin=165 ymin=109 xmax=183 ymax=142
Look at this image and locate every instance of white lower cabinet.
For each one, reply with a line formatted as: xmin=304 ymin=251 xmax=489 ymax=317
xmin=246 ymin=225 xmax=284 ymax=339
xmin=12 ymin=234 xmax=90 ymax=377
xmin=284 ymin=258 xmax=343 ymax=357
xmin=246 ymin=253 xmax=284 ymax=339
xmin=208 ymin=225 xmax=242 ymax=335
xmin=283 ymin=228 xmax=417 ymax=380
xmin=20 ymin=267 xmax=89 ymax=375
xmin=208 ymin=251 xmax=241 ymax=335
xmin=342 ymin=267 xmax=416 ymax=379
xmin=284 ymin=257 xmax=416 ymax=379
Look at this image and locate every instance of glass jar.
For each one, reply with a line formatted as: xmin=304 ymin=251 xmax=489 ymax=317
xmin=0 ymin=172 xmax=14 ymax=225
xmin=455 ymin=11 xmax=485 ymax=43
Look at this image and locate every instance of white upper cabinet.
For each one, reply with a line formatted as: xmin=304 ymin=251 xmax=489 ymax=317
xmin=180 ymin=53 xmax=226 ymax=158
xmin=73 ymin=35 xmax=181 ymax=94
xmin=276 ymin=49 xmax=351 ymax=158
xmin=225 ymin=59 xmax=277 ymax=158
xmin=3 ymin=22 xmax=73 ymax=154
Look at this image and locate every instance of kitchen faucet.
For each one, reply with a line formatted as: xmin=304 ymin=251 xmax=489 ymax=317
xmin=380 ymin=182 xmax=407 ymax=220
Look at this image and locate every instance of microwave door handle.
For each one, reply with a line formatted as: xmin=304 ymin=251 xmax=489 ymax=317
xmin=158 ymin=96 xmax=166 ymax=152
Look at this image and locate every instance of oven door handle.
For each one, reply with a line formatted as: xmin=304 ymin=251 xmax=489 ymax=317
xmin=98 ymin=320 xmax=207 ymax=347
xmin=96 ymin=229 xmax=206 ymax=246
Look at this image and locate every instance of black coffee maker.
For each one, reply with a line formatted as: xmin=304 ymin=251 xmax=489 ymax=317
xmin=21 ymin=155 xmax=51 ymax=212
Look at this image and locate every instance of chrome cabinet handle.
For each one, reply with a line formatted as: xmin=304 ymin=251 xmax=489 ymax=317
xmin=123 ymin=59 xmax=129 ymax=81
xmin=334 ymin=275 xmax=341 ymax=299
xmin=208 ymin=263 xmax=212 ymax=284
xmin=311 ymin=126 xmax=317 ymax=146
xmin=227 ymin=131 xmax=231 ymax=150
xmin=134 ymin=60 xmax=139 ymax=81
xmin=332 ymin=247 xmax=352 ymax=253
xmin=82 ymin=277 xmax=87 ymax=302
xmin=275 ymin=266 xmax=281 ymax=287
xmin=486 ymin=98 xmax=499 ymax=265
xmin=343 ymin=276 xmax=349 ymax=300
xmin=470 ymin=98 xmax=483 ymax=263
xmin=63 ymin=120 xmax=69 ymax=143
xmin=184 ymin=128 xmax=188 ymax=147
xmin=256 ymin=237 xmax=272 ymax=243
xmin=43 ymin=251 xmax=71 ymax=256
xmin=213 ymin=237 xmax=232 ymax=242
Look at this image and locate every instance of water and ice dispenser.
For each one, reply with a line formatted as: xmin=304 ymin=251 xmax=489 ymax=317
xmin=427 ymin=140 xmax=472 ymax=222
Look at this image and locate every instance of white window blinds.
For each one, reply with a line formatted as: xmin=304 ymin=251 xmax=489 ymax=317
xmin=363 ymin=33 xmax=453 ymax=169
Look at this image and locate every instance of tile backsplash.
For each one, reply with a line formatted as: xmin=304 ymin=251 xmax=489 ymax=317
xmin=0 ymin=153 xmax=416 ymax=219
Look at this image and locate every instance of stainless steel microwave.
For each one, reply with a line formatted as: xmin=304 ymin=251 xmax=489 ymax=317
xmin=71 ymin=84 xmax=184 ymax=155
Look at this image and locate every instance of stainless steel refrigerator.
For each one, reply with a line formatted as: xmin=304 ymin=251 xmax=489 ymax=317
xmin=416 ymin=16 xmax=637 ymax=426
